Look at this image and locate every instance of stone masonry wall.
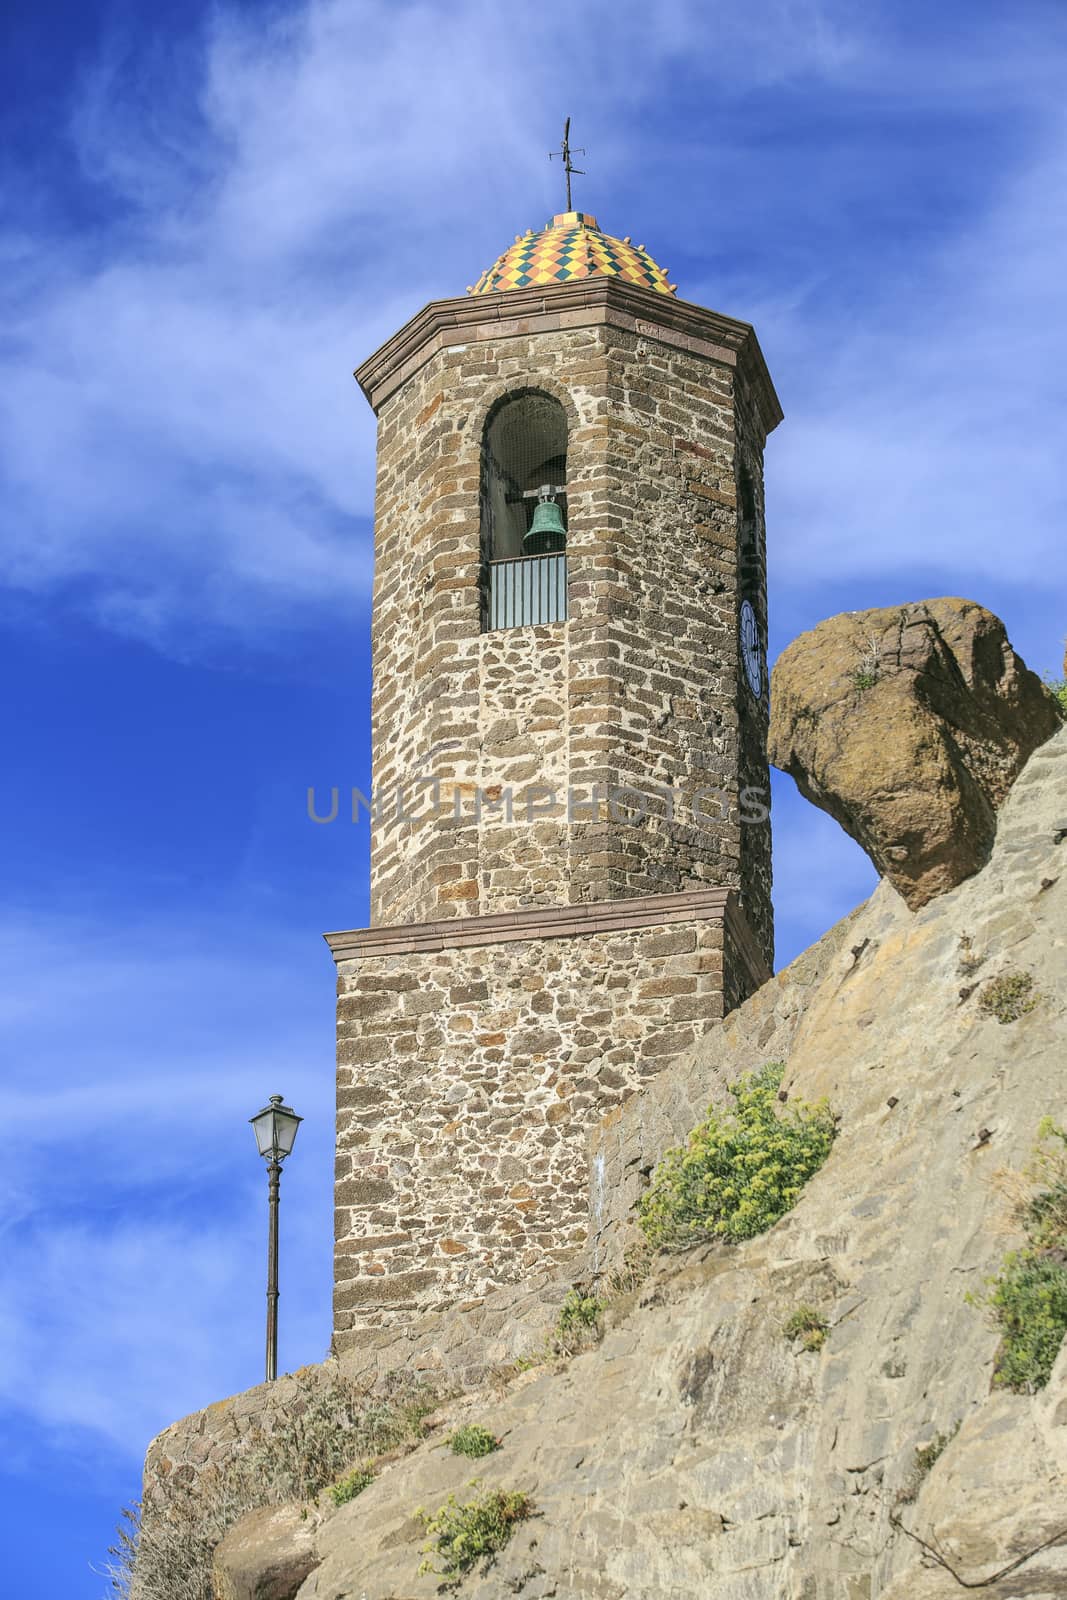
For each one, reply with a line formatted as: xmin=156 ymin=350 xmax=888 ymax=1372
xmin=365 ymin=312 xmax=774 ymax=969
xmin=332 ymin=906 xmax=742 ymax=1346
xmin=445 ymin=620 xmax=572 ymax=912
xmin=366 ymin=332 xmax=591 ymax=929
xmin=588 ymin=322 xmax=773 ymax=969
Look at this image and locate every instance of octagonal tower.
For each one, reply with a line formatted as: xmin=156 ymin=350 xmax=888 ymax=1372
xmin=326 ymin=209 xmax=782 ymax=1344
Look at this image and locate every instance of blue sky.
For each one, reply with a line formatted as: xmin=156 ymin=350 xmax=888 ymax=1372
xmin=2 ymin=1 xmax=1065 ymax=1593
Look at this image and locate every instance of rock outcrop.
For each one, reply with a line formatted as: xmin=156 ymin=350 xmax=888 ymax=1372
xmin=768 ymin=598 xmax=1061 ymax=909
xmin=212 ymin=723 xmax=1066 ymax=1600
xmin=212 ymin=1503 xmax=320 ymax=1600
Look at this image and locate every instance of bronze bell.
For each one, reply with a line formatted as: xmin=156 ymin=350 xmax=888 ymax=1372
xmin=523 ymin=497 xmax=567 ymax=555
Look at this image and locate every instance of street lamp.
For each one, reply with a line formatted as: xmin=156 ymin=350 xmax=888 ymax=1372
xmin=249 ymin=1094 xmax=302 ymax=1382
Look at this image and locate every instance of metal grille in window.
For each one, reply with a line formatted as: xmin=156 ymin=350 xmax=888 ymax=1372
xmin=480 ymin=390 xmax=568 ymax=630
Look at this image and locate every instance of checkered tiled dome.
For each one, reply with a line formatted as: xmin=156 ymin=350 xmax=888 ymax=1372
xmin=468 ymin=212 xmax=677 ymax=297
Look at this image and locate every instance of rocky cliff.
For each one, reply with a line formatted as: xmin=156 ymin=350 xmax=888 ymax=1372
xmin=216 ymin=723 xmax=1067 ymax=1600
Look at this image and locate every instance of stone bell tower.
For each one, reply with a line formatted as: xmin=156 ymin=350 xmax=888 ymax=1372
xmin=326 ymin=209 xmax=782 ymax=1348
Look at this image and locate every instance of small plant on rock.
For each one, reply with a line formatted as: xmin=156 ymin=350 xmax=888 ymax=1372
xmin=510 ymin=1271 xmax=637 ymax=1376
xmin=554 ymin=1286 xmax=603 ymax=1350
xmin=977 ymin=970 xmax=1038 ymax=1025
xmin=511 ymin=1287 xmax=605 ymax=1367
xmin=327 ymin=1465 xmax=376 ymax=1506
xmin=418 ymin=1487 xmax=533 ymax=1583
xmin=100 ymin=1497 xmax=236 ymax=1600
xmin=240 ymin=1371 xmax=438 ymax=1506
xmin=1042 ymin=674 xmax=1067 ymax=716
xmin=1025 ymin=1119 xmax=1067 ymax=1249
xmin=850 ymin=632 xmax=883 ymax=692
xmin=783 ymin=1305 xmax=829 ymax=1353
xmin=638 ymin=1063 xmax=837 ymax=1251
xmin=956 ymin=934 xmax=984 ymax=977
xmin=604 ymin=1241 xmax=654 ymax=1299
xmin=898 ymin=1421 xmax=961 ymax=1504
xmin=447 ymin=1424 xmax=500 ymax=1459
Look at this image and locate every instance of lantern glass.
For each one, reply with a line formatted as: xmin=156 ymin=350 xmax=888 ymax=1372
xmin=250 ymin=1096 xmax=302 ymax=1161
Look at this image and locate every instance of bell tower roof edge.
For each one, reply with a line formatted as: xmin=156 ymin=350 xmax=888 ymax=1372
xmin=353 ymin=277 xmax=782 ymax=439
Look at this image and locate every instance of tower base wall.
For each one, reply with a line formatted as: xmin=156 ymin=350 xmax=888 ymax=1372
xmin=326 ymin=888 xmax=768 ymax=1346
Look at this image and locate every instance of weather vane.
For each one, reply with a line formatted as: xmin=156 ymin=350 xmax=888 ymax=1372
xmin=550 ymin=117 xmax=585 ymax=212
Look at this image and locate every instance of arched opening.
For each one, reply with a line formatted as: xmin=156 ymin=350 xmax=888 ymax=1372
xmin=481 ymin=390 xmax=569 ymax=629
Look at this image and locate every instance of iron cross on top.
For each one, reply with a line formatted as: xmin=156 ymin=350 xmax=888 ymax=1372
xmin=550 ymin=117 xmax=586 ymax=212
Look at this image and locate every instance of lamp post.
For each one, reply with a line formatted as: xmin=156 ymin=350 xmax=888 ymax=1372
xmin=249 ymin=1094 xmax=302 ymax=1382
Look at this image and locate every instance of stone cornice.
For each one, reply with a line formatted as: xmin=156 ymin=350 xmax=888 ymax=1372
xmin=354 ymin=279 xmax=783 ymax=441
xmin=325 ymin=886 xmax=771 ymax=993
xmin=722 ymin=894 xmax=774 ymax=996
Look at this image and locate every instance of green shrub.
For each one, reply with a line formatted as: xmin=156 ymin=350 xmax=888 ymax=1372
xmin=977 ymin=970 xmax=1038 ymax=1024
xmin=969 ymin=1119 xmax=1067 ymax=1392
xmin=638 ymin=1063 xmax=837 ymax=1251
xmin=447 ymin=1424 xmax=500 ymax=1460
xmin=981 ymin=1250 xmax=1067 ymax=1392
xmin=419 ymin=1488 xmax=532 ymax=1581
xmin=783 ymin=1305 xmax=829 ymax=1352
xmin=327 ymin=1465 xmax=376 ymax=1506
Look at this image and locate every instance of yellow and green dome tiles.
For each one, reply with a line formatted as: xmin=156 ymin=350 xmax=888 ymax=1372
xmin=468 ymin=212 xmax=677 ymax=297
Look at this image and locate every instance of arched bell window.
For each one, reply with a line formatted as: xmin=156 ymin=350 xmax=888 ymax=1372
xmin=480 ymin=390 xmax=569 ymax=630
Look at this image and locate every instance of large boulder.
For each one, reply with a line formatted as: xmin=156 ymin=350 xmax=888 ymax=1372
xmin=212 ymin=1503 xmax=320 ymax=1600
xmin=768 ymin=598 xmax=1062 ymax=909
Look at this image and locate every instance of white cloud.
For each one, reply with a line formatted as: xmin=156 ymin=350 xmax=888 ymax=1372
xmin=0 ymin=906 xmax=335 ymax=1457
xmin=0 ymin=0 xmax=875 ymax=654
xmin=762 ymin=119 xmax=1067 ymax=589
xmin=0 ymin=910 xmax=328 ymax=1144
xmin=0 ymin=1204 xmax=330 ymax=1455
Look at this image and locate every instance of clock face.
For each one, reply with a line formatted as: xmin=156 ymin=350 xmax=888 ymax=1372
xmin=739 ymin=599 xmax=762 ymax=697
